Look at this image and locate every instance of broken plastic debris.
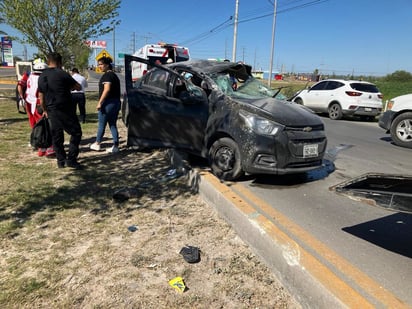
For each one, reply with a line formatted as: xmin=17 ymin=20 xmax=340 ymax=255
xmin=168 ymin=276 xmax=186 ymax=293
xmin=179 ymin=245 xmax=200 ymax=263
xmin=162 ymin=168 xmax=185 ymax=181
xmin=127 ymin=225 xmax=138 ymax=232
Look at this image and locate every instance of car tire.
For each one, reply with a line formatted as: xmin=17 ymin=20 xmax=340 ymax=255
xmin=294 ymin=97 xmax=303 ymax=105
xmin=390 ymin=112 xmax=412 ymax=149
xmin=328 ymin=103 xmax=343 ymax=120
xmin=209 ymin=137 xmax=244 ymax=181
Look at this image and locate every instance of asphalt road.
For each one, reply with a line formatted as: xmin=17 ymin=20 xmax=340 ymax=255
xmin=232 ymin=116 xmax=412 ymax=306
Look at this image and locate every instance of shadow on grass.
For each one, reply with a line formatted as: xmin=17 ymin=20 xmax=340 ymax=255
xmin=0 ymin=147 xmax=195 ymax=233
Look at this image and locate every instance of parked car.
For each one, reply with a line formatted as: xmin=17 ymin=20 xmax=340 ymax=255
xmin=379 ymin=93 xmax=412 ymax=149
xmin=292 ymin=79 xmax=383 ymax=120
xmin=122 ymin=55 xmax=327 ymax=180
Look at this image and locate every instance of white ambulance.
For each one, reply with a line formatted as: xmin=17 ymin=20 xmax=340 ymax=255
xmin=131 ymin=43 xmax=190 ymax=81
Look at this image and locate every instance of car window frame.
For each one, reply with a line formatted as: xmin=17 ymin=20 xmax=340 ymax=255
xmin=310 ymin=81 xmax=328 ymax=91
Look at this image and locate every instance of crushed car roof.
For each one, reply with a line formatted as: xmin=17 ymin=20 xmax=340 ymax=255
xmin=168 ymin=59 xmax=252 ymax=78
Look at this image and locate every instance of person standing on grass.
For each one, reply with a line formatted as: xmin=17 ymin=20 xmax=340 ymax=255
xmin=25 ymin=59 xmax=56 ymax=157
xmin=90 ymin=56 xmax=121 ymax=153
xmin=71 ymin=68 xmax=88 ymax=123
xmin=38 ymin=52 xmax=83 ymax=169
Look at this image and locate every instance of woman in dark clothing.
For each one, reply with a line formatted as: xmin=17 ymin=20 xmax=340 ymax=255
xmin=90 ymin=56 xmax=121 ymax=153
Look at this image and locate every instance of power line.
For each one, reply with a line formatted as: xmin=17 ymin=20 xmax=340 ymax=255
xmin=181 ymin=0 xmax=330 ymax=46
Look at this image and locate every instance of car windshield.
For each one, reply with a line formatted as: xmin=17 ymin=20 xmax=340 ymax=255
xmin=211 ymin=74 xmax=279 ymax=99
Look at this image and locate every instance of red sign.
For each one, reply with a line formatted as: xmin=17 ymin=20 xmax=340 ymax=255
xmin=85 ymin=40 xmax=107 ymax=48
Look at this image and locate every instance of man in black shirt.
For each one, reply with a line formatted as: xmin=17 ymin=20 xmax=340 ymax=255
xmin=38 ymin=52 xmax=82 ymax=169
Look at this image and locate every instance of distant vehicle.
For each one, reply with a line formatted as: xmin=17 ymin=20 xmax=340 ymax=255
xmin=292 ymin=79 xmax=383 ymax=120
xmin=15 ymin=61 xmax=32 ymax=80
xmin=131 ymin=43 xmax=189 ymax=81
xmin=379 ymin=93 xmax=412 ymax=148
xmin=122 ymin=55 xmax=327 ymax=180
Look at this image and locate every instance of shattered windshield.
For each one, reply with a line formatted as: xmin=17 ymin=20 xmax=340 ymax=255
xmin=211 ymin=74 xmax=279 ymax=100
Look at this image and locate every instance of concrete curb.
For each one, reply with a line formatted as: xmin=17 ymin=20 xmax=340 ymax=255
xmin=190 ymin=170 xmax=409 ymax=309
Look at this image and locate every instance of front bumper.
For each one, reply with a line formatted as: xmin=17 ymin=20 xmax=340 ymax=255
xmin=378 ymin=110 xmax=396 ymax=131
xmin=240 ymin=129 xmax=327 ymax=175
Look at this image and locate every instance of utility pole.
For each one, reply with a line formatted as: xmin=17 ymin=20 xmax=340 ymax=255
xmin=232 ymin=0 xmax=239 ymax=62
xmin=242 ymin=47 xmax=245 ymax=63
xmin=253 ymin=48 xmax=257 ymax=70
xmin=132 ymin=32 xmax=136 ymax=53
xmin=113 ymin=25 xmax=116 ymax=68
xmin=268 ymin=0 xmax=277 ymax=87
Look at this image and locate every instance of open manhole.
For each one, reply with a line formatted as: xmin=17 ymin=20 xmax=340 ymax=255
xmin=331 ymin=173 xmax=412 ymax=214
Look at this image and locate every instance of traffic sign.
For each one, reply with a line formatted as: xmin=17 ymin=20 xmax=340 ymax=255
xmin=95 ymin=49 xmax=113 ymax=61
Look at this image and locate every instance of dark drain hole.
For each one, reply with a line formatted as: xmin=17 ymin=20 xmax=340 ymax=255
xmin=331 ymin=173 xmax=412 ymax=213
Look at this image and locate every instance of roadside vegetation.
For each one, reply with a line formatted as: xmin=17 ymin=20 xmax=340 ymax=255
xmin=269 ymin=70 xmax=412 ymax=105
xmin=0 ymin=92 xmax=298 ymax=308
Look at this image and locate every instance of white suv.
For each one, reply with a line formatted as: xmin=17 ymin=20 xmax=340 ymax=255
xmin=293 ymin=79 xmax=383 ymax=120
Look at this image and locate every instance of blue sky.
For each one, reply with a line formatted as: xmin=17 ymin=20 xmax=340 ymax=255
xmin=2 ymin=0 xmax=412 ymax=76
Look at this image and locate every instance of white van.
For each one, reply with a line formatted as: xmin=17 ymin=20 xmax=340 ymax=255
xmin=131 ymin=43 xmax=189 ymax=81
xmin=15 ymin=61 xmax=32 ymax=80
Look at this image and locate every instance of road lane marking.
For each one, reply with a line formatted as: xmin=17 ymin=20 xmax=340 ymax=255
xmin=228 ymin=180 xmax=409 ymax=309
xmin=199 ymin=172 xmax=408 ymax=308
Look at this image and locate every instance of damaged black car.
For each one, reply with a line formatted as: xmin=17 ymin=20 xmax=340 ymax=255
xmin=122 ymin=55 xmax=327 ymax=180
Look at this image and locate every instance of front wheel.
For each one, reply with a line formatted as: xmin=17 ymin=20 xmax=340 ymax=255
xmin=209 ymin=137 xmax=244 ymax=181
xmin=390 ymin=112 xmax=412 ymax=149
xmin=328 ymin=103 xmax=343 ymax=120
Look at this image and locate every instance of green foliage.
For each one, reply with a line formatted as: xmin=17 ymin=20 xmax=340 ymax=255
xmin=384 ymin=70 xmax=412 ymax=82
xmin=375 ymin=80 xmax=412 ymax=102
xmin=0 ymin=0 xmax=120 ymax=67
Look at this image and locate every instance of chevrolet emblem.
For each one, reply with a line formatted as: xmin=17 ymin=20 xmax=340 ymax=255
xmin=303 ymin=127 xmax=312 ymax=132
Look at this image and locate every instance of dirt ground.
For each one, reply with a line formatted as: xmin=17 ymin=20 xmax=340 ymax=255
xmin=0 ymin=112 xmax=301 ymax=308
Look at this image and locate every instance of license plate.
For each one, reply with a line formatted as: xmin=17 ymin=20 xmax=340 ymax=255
xmin=365 ymin=107 xmax=372 ymax=112
xmin=303 ymin=144 xmax=318 ymax=158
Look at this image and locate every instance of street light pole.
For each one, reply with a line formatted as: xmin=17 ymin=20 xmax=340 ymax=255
xmin=268 ymin=0 xmax=277 ymax=87
xmin=232 ymin=0 xmax=239 ymax=62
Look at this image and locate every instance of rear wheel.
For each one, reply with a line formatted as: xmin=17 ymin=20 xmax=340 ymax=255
xmin=328 ymin=103 xmax=343 ymax=120
xmin=294 ymin=97 xmax=303 ymax=105
xmin=209 ymin=137 xmax=244 ymax=181
xmin=390 ymin=112 xmax=412 ymax=149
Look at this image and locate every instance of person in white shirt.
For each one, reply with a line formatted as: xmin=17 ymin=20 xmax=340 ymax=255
xmin=70 ymin=68 xmax=88 ymax=123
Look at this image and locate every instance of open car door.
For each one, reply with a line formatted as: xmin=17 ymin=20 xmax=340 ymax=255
xmin=122 ymin=55 xmax=209 ymax=153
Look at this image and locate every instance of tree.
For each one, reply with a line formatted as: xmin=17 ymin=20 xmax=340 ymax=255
xmin=385 ymin=70 xmax=412 ymax=82
xmin=0 ymin=0 xmax=120 ymax=67
xmin=0 ymin=16 xmax=7 ymax=35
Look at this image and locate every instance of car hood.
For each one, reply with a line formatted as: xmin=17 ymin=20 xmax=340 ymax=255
xmin=238 ymin=97 xmax=323 ymax=127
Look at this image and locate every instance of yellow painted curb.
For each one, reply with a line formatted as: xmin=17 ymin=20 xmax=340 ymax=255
xmin=201 ymin=172 xmax=409 ymax=308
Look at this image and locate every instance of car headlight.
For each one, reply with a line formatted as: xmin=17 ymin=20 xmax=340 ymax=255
xmin=386 ymin=100 xmax=394 ymax=110
xmin=239 ymin=110 xmax=284 ymax=136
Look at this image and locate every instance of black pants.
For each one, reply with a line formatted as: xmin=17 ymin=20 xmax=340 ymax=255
xmin=72 ymin=92 xmax=86 ymax=122
xmin=48 ymin=108 xmax=82 ymax=166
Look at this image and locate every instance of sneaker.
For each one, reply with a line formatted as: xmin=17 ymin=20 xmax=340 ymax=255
xmin=106 ymin=145 xmax=119 ymax=153
xmin=90 ymin=142 xmax=101 ymax=151
xmin=38 ymin=148 xmax=46 ymax=157
xmin=45 ymin=147 xmax=56 ymax=157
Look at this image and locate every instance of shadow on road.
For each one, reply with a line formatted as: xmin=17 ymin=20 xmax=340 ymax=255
xmin=342 ymin=212 xmax=412 ymax=258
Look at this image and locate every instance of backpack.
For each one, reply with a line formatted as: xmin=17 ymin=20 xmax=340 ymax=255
xmin=30 ymin=117 xmax=52 ymax=149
